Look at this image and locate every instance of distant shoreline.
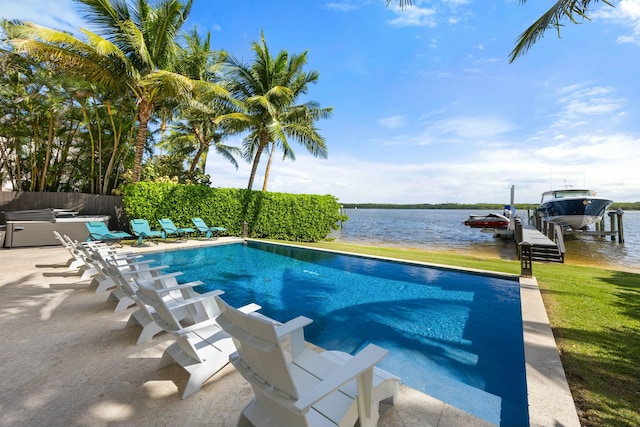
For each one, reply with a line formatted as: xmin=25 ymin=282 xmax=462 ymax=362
xmin=341 ymin=203 xmax=640 ymax=211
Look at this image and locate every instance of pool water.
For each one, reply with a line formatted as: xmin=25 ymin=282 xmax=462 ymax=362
xmin=143 ymin=241 xmax=528 ymax=427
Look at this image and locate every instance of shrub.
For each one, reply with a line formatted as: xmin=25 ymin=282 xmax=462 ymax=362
xmin=122 ymin=182 xmax=346 ymax=241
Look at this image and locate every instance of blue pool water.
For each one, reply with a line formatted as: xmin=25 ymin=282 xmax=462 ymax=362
xmin=143 ymin=241 xmax=528 ymax=427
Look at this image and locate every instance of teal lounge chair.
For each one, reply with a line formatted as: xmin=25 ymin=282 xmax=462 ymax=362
xmin=130 ymin=219 xmax=163 ymax=246
xmin=158 ymin=218 xmax=195 ymax=241
xmin=191 ymin=217 xmax=227 ymax=239
xmin=85 ymin=221 xmax=132 ymax=246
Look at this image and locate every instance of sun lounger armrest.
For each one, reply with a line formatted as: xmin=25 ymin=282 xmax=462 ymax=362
xmin=293 ymin=344 xmax=388 ymax=411
xmin=140 ymin=272 xmax=184 ymax=283
xmin=120 ymin=264 xmax=169 ymax=276
xmin=195 ymin=289 xmax=225 ymax=299
xmin=274 ymin=316 xmax=313 ymax=339
xmin=238 ymin=303 xmax=261 ymax=314
xmin=115 ymin=258 xmax=153 ymax=266
xmin=173 ymin=318 xmax=220 ymax=335
xmin=160 ymin=295 xmax=209 ymax=314
xmin=113 ymin=253 xmax=144 ymax=260
xmin=156 ymin=281 xmax=205 ymax=294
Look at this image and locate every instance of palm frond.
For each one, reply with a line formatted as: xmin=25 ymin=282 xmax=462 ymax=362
xmin=10 ymin=23 xmax=128 ymax=91
xmin=75 ymin=0 xmax=130 ymax=43
xmin=510 ymin=0 xmax=613 ymax=62
xmin=387 ymin=0 xmax=413 ymax=9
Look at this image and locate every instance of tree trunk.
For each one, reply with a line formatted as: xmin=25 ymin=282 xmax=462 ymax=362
xmin=262 ymin=141 xmax=276 ymax=191
xmin=102 ymin=102 xmax=122 ymax=195
xmin=38 ymin=106 xmax=55 ymax=192
xmin=80 ymin=100 xmax=96 ymax=193
xmin=247 ymin=132 xmax=269 ymax=190
xmin=190 ymin=125 xmax=208 ymax=174
xmin=0 ymin=140 xmax=15 ymax=190
xmin=29 ymin=115 xmax=39 ymax=192
xmin=132 ymin=99 xmax=154 ymax=183
xmin=96 ymin=100 xmax=103 ymax=194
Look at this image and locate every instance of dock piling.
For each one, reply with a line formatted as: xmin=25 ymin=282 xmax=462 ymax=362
xmin=608 ymin=211 xmax=617 ymax=241
xmin=616 ymin=209 xmax=625 ymax=243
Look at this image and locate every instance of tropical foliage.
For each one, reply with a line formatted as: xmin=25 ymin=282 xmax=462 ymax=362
xmin=0 ymin=30 xmax=137 ymax=193
xmin=509 ymin=0 xmax=614 ymax=62
xmin=0 ymin=1 xmax=331 ymax=194
xmin=225 ymin=32 xmax=332 ymax=191
xmin=123 ymin=181 xmax=345 ymax=241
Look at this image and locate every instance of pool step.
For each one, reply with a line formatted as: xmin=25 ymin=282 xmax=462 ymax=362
xmin=419 ymin=368 xmax=502 ymax=426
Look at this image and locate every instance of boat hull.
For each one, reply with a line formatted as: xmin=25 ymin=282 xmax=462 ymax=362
xmin=463 ymin=213 xmax=510 ymax=229
xmin=537 ymin=197 xmax=612 ymax=229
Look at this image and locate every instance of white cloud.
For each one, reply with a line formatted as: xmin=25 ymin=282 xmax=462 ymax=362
xmin=325 ymin=2 xmax=357 ymax=12
xmin=552 ymin=84 xmax=625 ymax=127
xmin=423 ymin=116 xmax=517 ymax=141
xmin=204 ymin=124 xmax=640 ymax=205
xmin=379 ymin=115 xmax=408 ymax=129
xmin=0 ymin=0 xmax=84 ymax=33
xmin=594 ymin=0 xmax=640 ymax=44
xmin=388 ymin=5 xmax=438 ymax=27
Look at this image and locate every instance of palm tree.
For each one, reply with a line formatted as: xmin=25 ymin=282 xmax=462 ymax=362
xmin=509 ymin=0 xmax=614 ymax=62
xmin=8 ymin=0 xmax=225 ymax=182
xmin=164 ymin=28 xmax=241 ymax=179
xmin=225 ymin=32 xmax=332 ymax=191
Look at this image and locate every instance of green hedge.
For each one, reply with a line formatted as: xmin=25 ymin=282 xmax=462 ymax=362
xmin=122 ymin=182 xmax=346 ymax=242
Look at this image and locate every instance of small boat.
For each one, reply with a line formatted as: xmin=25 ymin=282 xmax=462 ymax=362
xmin=463 ymin=212 xmax=510 ymax=229
xmin=537 ymin=187 xmax=613 ymax=230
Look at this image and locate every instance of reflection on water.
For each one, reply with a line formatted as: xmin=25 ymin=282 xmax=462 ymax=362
xmin=331 ymin=209 xmax=640 ymax=270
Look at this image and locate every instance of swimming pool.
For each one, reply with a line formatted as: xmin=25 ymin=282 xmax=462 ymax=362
xmin=143 ymin=241 xmax=528 ymax=427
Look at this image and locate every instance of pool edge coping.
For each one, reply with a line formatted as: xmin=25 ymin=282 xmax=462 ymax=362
xmin=520 ymin=275 xmax=581 ymax=427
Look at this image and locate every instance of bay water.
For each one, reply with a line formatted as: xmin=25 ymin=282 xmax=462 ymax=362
xmin=331 ymin=209 xmax=640 ymax=271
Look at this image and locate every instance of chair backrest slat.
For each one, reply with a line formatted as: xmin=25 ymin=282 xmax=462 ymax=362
xmin=215 ymin=296 xmax=299 ymax=399
xmin=135 ymin=280 xmax=183 ymax=332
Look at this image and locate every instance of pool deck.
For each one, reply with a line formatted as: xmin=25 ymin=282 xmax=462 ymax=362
xmin=0 ymin=238 xmax=580 ymax=427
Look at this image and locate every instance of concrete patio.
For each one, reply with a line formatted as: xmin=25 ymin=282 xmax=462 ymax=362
xmin=0 ymin=239 xmax=579 ymax=427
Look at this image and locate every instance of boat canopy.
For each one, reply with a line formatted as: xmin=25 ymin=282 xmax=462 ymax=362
xmin=541 ymin=189 xmax=597 ymax=203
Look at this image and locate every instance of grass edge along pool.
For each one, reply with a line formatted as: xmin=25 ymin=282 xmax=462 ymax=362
xmin=144 ymin=240 xmax=528 ymax=427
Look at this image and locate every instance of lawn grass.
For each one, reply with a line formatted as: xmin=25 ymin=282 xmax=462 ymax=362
xmin=281 ymin=240 xmax=640 ymax=427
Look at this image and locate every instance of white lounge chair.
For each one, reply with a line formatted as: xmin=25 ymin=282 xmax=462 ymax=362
xmin=214 ymin=296 xmax=400 ymax=427
xmin=78 ymin=239 xmax=153 ymax=293
xmin=96 ymin=253 xmax=171 ymax=312
xmin=97 ymin=259 xmax=209 ymax=344
xmin=135 ymin=282 xmax=259 ymax=398
xmin=52 ymin=230 xmax=89 ymax=271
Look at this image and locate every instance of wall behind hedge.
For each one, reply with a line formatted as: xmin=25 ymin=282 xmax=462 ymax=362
xmin=122 ymin=182 xmax=346 ymax=242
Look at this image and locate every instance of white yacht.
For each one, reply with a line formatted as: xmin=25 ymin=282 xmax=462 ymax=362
xmin=537 ymin=187 xmax=613 ymax=230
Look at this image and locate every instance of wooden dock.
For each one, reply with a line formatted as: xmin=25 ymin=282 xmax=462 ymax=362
xmin=515 ymin=222 xmax=564 ymax=263
xmin=520 ymin=208 xmax=625 ymax=265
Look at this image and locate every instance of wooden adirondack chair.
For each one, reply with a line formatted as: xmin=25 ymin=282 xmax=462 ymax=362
xmin=214 ymin=296 xmax=400 ymax=427
xmin=94 ymin=255 xmax=211 ymax=344
xmin=79 ymin=240 xmax=154 ymax=293
xmin=52 ymin=234 xmax=145 ymax=293
xmin=134 ymin=283 xmax=259 ymax=398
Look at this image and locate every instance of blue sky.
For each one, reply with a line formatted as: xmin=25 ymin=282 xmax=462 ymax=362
xmin=3 ymin=0 xmax=640 ymax=204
